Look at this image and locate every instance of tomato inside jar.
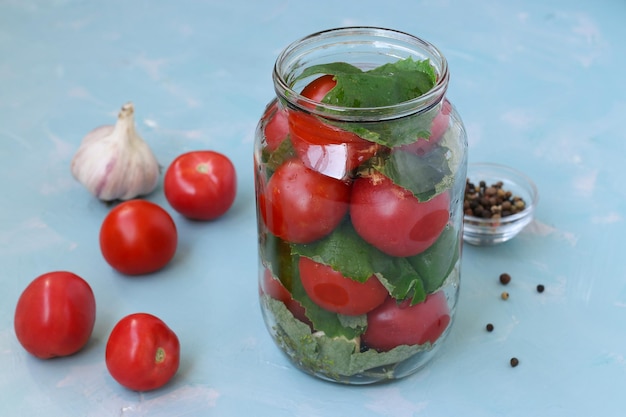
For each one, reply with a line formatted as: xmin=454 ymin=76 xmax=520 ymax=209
xmin=254 ymin=27 xmax=467 ymax=384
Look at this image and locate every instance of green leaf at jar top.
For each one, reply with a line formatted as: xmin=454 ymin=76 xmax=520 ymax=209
xmin=298 ymin=58 xmax=436 ymax=108
xmin=291 ymin=220 xmax=427 ymax=305
xmin=294 ymin=58 xmax=440 ymax=148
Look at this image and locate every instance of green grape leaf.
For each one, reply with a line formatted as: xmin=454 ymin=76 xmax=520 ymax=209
xmin=291 ymin=221 xmax=427 ymax=304
xmin=407 ymin=225 xmax=460 ymax=293
xmin=298 ymin=58 xmax=436 ymax=108
xmin=377 ymin=147 xmax=454 ymax=202
xmin=264 ymin=295 xmax=432 ymax=379
xmin=294 ymin=58 xmax=440 ymax=148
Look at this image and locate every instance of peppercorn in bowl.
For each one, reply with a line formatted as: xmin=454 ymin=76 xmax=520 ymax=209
xmin=463 ymin=163 xmax=538 ymax=245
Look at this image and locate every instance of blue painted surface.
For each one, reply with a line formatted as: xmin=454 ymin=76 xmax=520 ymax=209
xmin=1 ymin=0 xmax=625 ymax=415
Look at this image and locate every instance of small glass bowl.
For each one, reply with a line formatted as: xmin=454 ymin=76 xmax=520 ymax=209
xmin=463 ymin=163 xmax=538 ymax=246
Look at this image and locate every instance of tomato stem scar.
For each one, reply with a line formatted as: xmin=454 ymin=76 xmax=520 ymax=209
xmin=155 ymin=347 xmax=166 ymax=363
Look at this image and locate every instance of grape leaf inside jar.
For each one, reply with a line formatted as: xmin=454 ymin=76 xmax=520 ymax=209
xmin=261 ymin=224 xmax=459 ymax=325
xmin=263 ymin=296 xmax=430 ymax=379
xmin=375 ymin=145 xmax=454 ymax=203
xmin=291 ymin=221 xmax=428 ymax=306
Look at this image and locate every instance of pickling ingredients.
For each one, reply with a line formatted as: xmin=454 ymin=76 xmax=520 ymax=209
xmin=71 ymin=102 xmax=160 ymax=201
xmin=256 ymin=51 xmax=463 ymax=381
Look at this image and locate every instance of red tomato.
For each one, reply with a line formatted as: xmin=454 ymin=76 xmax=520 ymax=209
xmin=399 ymin=99 xmax=452 ymax=156
xmin=288 ymin=112 xmax=380 ymax=179
xmin=100 ymin=200 xmax=177 ymax=275
xmin=105 ymin=313 xmax=180 ymax=391
xmin=164 ymin=150 xmax=237 ymax=221
xmin=261 ymin=101 xmax=289 ymax=152
xmin=288 ymin=75 xmax=380 ymax=179
xmin=298 ymin=257 xmax=387 ymax=316
xmin=260 ymin=268 xmax=310 ymax=326
xmin=362 ymin=291 xmax=451 ymax=352
xmin=350 ymin=173 xmax=450 ymax=257
xmin=258 ymin=158 xmax=350 ymax=243
xmin=14 ymin=271 xmax=96 ymax=359
xmin=300 ymin=74 xmax=336 ymax=106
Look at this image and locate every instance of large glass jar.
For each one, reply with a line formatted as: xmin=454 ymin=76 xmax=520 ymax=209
xmin=254 ymin=27 xmax=467 ymax=384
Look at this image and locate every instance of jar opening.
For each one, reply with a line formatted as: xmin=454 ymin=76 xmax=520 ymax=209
xmin=273 ymin=27 xmax=449 ymax=122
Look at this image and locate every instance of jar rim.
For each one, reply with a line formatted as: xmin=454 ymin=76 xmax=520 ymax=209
xmin=273 ymin=26 xmax=449 ymax=121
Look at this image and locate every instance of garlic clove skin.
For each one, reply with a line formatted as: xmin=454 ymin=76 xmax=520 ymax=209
xmin=71 ymin=102 xmax=160 ymax=201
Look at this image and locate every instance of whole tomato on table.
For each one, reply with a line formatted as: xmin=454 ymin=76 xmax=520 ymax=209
xmin=99 ymin=199 xmax=178 ymax=275
xmin=106 ymin=313 xmax=180 ymax=391
xmin=14 ymin=271 xmax=96 ymax=359
xmin=164 ymin=150 xmax=237 ymax=221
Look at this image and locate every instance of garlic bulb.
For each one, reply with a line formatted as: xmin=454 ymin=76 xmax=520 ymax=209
xmin=71 ymin=102 xmax=160 ymax=201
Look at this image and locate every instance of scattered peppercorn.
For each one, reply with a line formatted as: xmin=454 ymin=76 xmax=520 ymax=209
xmin=499 ymin=273 xmax=511 ymax=285
xmin=501 ymin=291 xmax=509 ymax=300
xmin=537 ymin=284 xmax=545 ymax=293
xmin=510 ymin=357 xmax=519 ymax=367
xmin=486 ymin=323 xmax=494 ymax=332
xmin=464 ymin=178 xmax=526 ymax=219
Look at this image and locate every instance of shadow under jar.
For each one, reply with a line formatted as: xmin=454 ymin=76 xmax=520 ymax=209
xmin=254 ymin=27 xmax=468 ymax=384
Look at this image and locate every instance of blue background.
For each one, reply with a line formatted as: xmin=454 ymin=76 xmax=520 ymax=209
xmin=1 ymin=0 xmax=625 ymax=415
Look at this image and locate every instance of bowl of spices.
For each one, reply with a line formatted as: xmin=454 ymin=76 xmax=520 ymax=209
xmin=463 ymin=163 xmax=538 ymax=246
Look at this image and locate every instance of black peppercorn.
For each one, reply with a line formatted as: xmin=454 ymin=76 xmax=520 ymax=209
xmin=510 ymin=357 xmax=519 ymax=367
xmin=464 ymin=178 xmax=526 ymax=220
xmin=537 ymin=284 xmax=545 ymax=293
xmin=486 ymin=323 xmax=494 ymax=332
xmin=499 ymin=273 xmax=511 ymax=285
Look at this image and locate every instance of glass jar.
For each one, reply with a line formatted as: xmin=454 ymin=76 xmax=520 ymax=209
xmin=254 ymin=27 xmax=467 ymax=384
